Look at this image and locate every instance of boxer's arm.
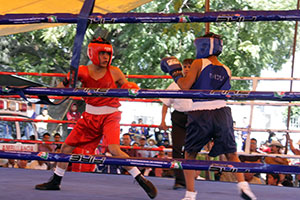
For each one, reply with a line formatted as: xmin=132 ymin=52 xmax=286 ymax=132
xmin=113 ymin=66 xmax=140 ymax=89
xmin=177 ymin=59 xmax=202 ymax=90
xmin=111 ymin=66 xmax=127 ymax=87
xmin=159 ymin=104 xmax=169 ymax=131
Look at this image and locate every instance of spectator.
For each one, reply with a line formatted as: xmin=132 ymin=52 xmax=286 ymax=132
xmin=286 ymin=133 xmax=300 ymax=155
xmin=138 ymin=118 xmax=151 ymax=139
xmin=218 ymin=154 xmax=237 ymax=183
xmin=286 ymin=133 xmax=300 ymax=187
xmin=38 ymin=133 xmax=56 ymax=153
xmin=54 ymin=146 xmax=61 ymax=153
xmin=267 ymin=130 xmax=277 ymax=144
xmin=132 ymin=142 xmax=139 ymax=147
xmin=244 ymin=173 xmax=265 ymax=185
xmin=264 ymin=140 xmax=289 ymax=185
xmin=239 ymin=138 xmax=264 ymax=185
xmin=0 ymin=159 xmax=8 ymax=167
xmin=36 ymin=108 xmax=53 ymax=139
xmin=119 ymin=133 xmax=139 ymax=175
xmin=132 ymin=134 xmax=141 ymax=146
xmin=239 ymin=138 xmax=263 ymax=163
xmin=241 ymin=117 xmax=249 ymax=151
xmin=147 ymin=138 xmax=158 ymax=158
xmin=154 ymin=128 xmax=165 ymax=146
xmin=265 ymin=140 xmax=289 ymax=166
xmin=266 ymin=173 xmax=281 ymax=186
xmin=38 ymin=133 xmax=56 ymax=169
xmin=29 ymin=135 xmax=36 ymax=141
xmin=162 ymin=139 xmax=170 ymax=148
xmin=53 ymin=133 xmax=62 ymax=150
xmin=53 ymin=146 xmax=72 ymax=172
xmin=233 ymin=121 xmax=243 ymax=152
xmin=281 ymin=174 xmax=294 ymax=187
xmin=137 ymin=136 xmax=151 ymax=158
xmin=154 ymin=151 xmax=167 ymax=177
xmin=121 ymin=133 xmax=139 ymax=157
xmin=5 ymin=159 xmax=15 ymax=168
xmin=128 ymin=121 xmax=139 ymax=139
xmin=66 ymin=103 xmax=81 ymax=138
xmin=14 ymin=160 xmax=28 ymax=169
xmin=137 ymin=136 xmax=153 ymax=176
xmin=154 ymin=150 xmax=173 ymax=177
xmin=195 ymin=141 xmax=219 ymax=181
xmin=27 ymin=102 xmax=37 ymax=119
xmin=27 ymin=160 xmax=48 ymax=170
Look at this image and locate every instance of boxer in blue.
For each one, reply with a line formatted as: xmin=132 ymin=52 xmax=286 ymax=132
xmin=161 ymin=32 xmax=256 ymax=200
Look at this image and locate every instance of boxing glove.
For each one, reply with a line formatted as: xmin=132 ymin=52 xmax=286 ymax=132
xmin=121 ymin=81 xmax=140 ymax=89
xmin=160 ymin=56 xmax=183 ymax=82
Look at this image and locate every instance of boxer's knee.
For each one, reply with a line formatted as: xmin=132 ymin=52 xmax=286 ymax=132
xmin=61 ymin=143 xmax=75 ymax=154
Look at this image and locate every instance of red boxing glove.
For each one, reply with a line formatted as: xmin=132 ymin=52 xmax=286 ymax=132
xmin=121 ymin=82 xmax=140 ymax=89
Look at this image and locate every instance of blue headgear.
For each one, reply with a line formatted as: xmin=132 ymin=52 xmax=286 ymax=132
xmin=194 ymin=37 xmax=223 ymax=59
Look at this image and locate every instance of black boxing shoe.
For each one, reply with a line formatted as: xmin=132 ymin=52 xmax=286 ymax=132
xmin=35 ymin=173 xmax=62 ymax=190
xmin=135 ymin=174 xmax=157 ymax=199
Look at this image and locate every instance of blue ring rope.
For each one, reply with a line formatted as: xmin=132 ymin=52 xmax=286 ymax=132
xmin=0 ymin=150 xmax=299 ymax=174
xmin=69 ymin=0 xmax=95 ymax=88
xmin=1 ymin=87 xmax=300 ymax=102
xmin=1 ymin=10 xmax=300 ymax=24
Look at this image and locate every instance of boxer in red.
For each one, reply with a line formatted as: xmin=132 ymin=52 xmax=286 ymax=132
xmin=35 ymin=37 xmax=157 ymax=199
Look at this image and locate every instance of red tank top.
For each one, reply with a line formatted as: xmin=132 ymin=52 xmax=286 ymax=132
xmin=77 ymin=65 xmax=121 ymax=107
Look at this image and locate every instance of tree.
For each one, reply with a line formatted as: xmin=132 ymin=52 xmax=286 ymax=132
xmin=282 ymin=106 xmax=300 ymax=128
xmin=0 ymin=0 xmax=297 ymax=89
xmin=107 ymin=0 xmax=297 ymax=89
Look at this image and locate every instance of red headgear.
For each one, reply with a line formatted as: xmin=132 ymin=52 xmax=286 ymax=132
xmin=87 ymin=37 xmax=113 ymax=66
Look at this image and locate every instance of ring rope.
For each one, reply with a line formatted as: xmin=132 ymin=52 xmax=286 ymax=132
xmin=0 ymin=138 xmax=167 ymax=152
xmin=0 ymin=95 xmax=161 ymax=102
xmin=1 ymin=10 xmax=300 ymax=25
xmin=1 ymin=71 xmax=300 ymax=81
xmin=1 ymin=87 xmax=300 ymax=101
xmin=3 ymin=138 xmax=300 ymax=159
xmin=1 ymin=117 xmax=300 ymax=133
xmin=2 ymin=138 xmax=300 ymax=159
xmin=3 ymin=95 xmax=300 ymax=106
xmin=0 ymin=150 xmax=299 ymax=174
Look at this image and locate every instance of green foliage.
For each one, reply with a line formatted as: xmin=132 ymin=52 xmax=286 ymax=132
xmin=0 ymin=25 xmax=97 ymax=85
xmin=282 ymin=106 xmax=300 ymax=125
xmin=0 ymin=0 xmax=298 ymax=90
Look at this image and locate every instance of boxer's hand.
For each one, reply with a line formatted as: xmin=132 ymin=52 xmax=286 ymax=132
xmin=159 ymin=121 xmax=168 ymax=131
xmin=121 ymin=81 xmax=140 ymax=89
xmin=160 ymin=56 xmax=183 ymax=82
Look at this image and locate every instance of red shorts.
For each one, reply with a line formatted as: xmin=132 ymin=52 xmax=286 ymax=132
xmin=71 ymin=147 xmax=96 ymax=172
xmin=65 ymin=111 xmax=121 ymax=150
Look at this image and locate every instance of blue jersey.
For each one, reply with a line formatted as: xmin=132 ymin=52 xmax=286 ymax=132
xmin=191 ymin=59 xmax=231 ymax=103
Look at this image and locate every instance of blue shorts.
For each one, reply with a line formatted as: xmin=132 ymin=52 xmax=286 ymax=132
xmin=185 ymin=107 xmax=236 ymax=157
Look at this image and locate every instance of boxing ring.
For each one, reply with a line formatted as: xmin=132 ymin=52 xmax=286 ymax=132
xmin=1 ymin=167 xmax=299 ymax=200
xmin=1 ymin=1 xmax=300 ymax=200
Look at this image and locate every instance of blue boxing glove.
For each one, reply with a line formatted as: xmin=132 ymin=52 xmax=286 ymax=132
xmin=160 ymin=56 xmax=183 ymax=82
